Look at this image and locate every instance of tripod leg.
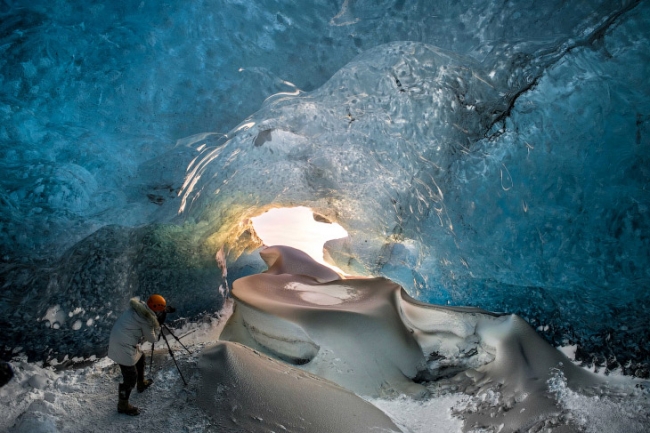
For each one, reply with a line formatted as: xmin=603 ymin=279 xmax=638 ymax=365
xmin=161 ymin=332 xmax=188 ymax=386
xmin=163 ymin=324 xmax=192 ymax=355
xmin=149 ymin=343 xmax=154 ymax=375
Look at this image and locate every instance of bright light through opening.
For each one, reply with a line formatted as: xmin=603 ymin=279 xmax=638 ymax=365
xmin=251 ymin=207 xmax=348 ymax=273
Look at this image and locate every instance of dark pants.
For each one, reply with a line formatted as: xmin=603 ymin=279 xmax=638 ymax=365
xmin=118 ymin=353 xmax=145 ymax=399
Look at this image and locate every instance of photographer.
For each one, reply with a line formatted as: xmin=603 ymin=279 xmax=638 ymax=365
xmin=107 ymin=294 xmax=175 ymax=416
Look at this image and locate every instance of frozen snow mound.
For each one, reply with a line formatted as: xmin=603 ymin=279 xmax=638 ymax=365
xmin=216 ymin=246 xmax=616 ymax=432
xmin=197 ymin=341 xmax=401 ymax=432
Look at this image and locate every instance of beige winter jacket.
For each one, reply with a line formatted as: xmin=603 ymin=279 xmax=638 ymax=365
xmin=108 ymin=298 xmax=160 ymax=366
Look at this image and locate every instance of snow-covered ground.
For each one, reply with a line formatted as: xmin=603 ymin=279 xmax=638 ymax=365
xmin=1 ymin=296 xmax=649 ymax=433
xmin=0 ymin=301 xmax=233 ymax=433
xmin=0 ymin=298 xmax=463 ymax=433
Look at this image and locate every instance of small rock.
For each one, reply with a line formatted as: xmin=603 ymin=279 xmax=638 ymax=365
xmin=0 ymin=361 xmax=14 ymax=387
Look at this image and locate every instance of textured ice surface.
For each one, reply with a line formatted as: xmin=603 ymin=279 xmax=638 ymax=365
xmin=3 ymin=0 xmax=623 ymax=258
xmin=0 ymin=0 xmax=648 ymax=376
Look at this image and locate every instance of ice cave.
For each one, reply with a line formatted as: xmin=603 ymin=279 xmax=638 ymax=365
xmin=0 ymin=0 xmax=649 ymax=431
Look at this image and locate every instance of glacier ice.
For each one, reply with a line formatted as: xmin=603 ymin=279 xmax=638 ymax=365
xmin=0 ymin=0 xmax=648 ymax=379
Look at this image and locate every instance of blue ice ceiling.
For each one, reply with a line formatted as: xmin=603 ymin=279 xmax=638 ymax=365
xmin=1 ymin=0 xmax=648 ymax=373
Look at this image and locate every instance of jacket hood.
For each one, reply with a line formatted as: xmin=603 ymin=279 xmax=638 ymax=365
xmin=130 ymin=298 xmax=160 ymax=330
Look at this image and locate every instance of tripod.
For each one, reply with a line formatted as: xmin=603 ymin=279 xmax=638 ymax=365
xmin=149 ymin=323 xmax=193 ymax=386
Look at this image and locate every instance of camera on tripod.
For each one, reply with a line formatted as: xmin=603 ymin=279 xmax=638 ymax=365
xmin=151 ymin=307 xmax=192 ymax=386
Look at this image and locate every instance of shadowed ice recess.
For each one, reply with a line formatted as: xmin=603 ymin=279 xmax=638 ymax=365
xmin=1 ymin=0 xmax=649 ymax=383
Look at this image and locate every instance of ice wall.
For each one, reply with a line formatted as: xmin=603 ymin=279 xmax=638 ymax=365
xmin=0 ymin=0 xmax=631 ymax=258
xmin=0 ymin=0 xmax=647 ymax=373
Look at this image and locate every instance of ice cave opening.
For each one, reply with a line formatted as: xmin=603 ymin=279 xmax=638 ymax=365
xmin=249 ymin=206 xmax=348 ymax=273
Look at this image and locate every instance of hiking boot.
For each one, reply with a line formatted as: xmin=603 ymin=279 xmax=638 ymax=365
xmin=117 ymin=399 xmax=140 ymax=416
xmin=137 ymin=378 xmax=153 ymax=393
